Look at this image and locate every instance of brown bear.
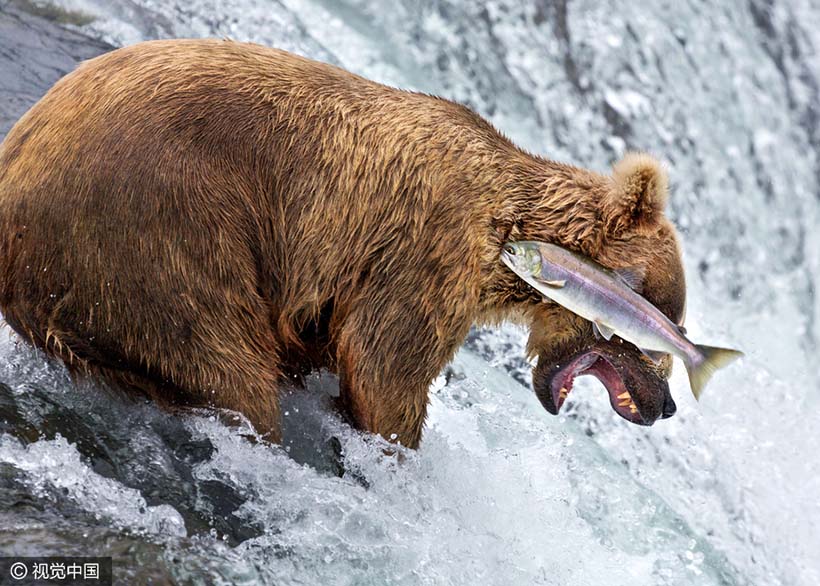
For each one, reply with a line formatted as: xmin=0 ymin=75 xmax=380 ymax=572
xmin=0 ymin=39 xmax=684 ymax=448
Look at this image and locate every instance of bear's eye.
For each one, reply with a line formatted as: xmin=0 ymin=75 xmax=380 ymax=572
xmin=503 ymin=244 xmax=516 ymax=255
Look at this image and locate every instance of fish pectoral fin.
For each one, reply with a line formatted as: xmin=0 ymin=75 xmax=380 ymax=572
xmin=640 ymin=348 xmax=666 ymax=364
xmin=593 ymin=321 xmax=615 ymax=341
xmin=537 ymin=278 xmax=566 ymax=288
xmin=614 ymin=266 xmax=645 ymax=293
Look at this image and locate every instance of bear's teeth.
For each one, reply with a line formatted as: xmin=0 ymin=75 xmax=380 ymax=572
xmin=617 ymin=391 xmax=631 ymax=399
xmin=618 ymin=398 xmax=631 ymax=407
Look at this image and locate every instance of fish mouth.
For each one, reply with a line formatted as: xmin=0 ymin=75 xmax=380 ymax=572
xmin=533 ymin=342 xmax=676 ymax=425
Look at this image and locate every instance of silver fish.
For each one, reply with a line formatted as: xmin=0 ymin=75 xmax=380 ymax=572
xmin=501 ymin=241 xmax=742 ymax=399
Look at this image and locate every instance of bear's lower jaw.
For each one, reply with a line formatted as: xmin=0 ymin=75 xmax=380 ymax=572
xmin=533 ymin=344 xmax=673 ymax=426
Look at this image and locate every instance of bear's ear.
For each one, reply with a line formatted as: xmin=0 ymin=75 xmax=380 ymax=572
xmin=602 ymin=152 xmax=669 ymax=237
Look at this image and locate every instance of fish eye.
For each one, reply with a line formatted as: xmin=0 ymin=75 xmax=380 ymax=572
xmin=503 ymin=244 xmax=516 ymax=255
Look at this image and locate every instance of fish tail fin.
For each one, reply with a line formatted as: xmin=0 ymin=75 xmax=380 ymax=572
xmin=686 ymin=345 xmax=744 ymax=400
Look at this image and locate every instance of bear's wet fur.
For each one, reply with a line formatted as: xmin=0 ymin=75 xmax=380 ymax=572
xmin=0 ymin=40 xmax=685 ymax=447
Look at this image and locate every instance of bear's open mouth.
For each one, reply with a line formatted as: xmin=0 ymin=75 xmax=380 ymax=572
xmin=549 ymin=351 xmax=646 ymax=424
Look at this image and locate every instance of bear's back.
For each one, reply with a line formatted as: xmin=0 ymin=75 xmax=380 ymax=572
xmin=0 ymin=39 xmax=392 ymax=203
xmin=0 ymin=39 xmax=492 ymax=236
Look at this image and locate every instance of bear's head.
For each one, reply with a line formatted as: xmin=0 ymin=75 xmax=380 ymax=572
xmin=496 ymin=152 xmax=685 ymax=425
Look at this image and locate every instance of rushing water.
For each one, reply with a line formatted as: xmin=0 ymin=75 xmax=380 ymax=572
xmin=1 ymin=0 xmax=819 ymax=584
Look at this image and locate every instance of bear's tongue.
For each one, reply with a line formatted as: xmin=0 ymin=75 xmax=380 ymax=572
xmin=550 ymin=351 xmax=645 ymax=424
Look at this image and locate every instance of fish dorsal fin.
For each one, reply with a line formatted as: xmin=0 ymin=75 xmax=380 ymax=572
xmin=614 ymin=266 xmax=645 ymax=293
xmin=538 ymin=278 xmax=566 ymax=288
xmin=593 ymin=320 xmax=615 ymax=341
xmin=641 ymin=348 xmax=666 ymax=364
xmin=677 ymin=324 xmax=687 ymax=335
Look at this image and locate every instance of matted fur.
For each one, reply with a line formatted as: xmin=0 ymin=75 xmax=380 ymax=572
xmin=0 ymin=40 xmax=685 ymax=447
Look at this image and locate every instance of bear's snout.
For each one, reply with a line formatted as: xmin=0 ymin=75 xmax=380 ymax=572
xmin=531 ymin=338 xmax=674 ymax=426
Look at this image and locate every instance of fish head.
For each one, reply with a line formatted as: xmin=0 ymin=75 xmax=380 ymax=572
xmin=500 ymin=241 xmax=542 ymax=279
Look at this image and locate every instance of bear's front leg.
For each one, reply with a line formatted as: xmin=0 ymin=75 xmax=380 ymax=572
xmin=336 ymin=366 xmax=430 ymax=449
xmin=334 ymin=299 xmax=469 ymax=449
